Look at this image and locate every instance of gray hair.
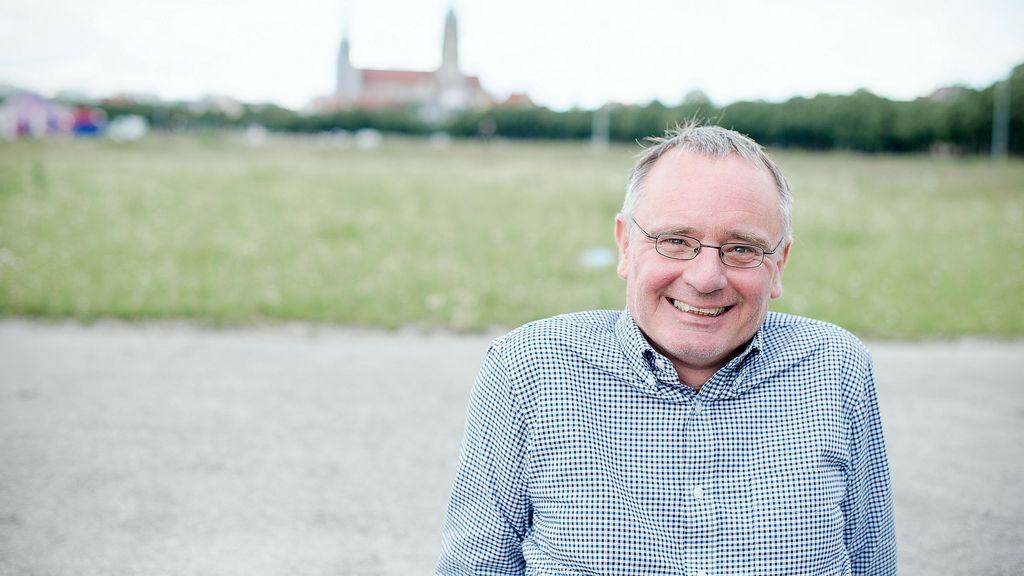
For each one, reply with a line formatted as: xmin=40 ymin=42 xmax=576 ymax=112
xmin=622 ymin=122 xmax=793 ymax=240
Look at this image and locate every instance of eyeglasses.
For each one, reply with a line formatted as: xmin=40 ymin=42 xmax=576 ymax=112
xmin=631 ymin=218 xmax=784 ymax=269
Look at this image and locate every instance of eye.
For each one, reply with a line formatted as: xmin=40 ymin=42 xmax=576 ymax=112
xmin=721 ymin=243 xmax=765 ymax=266
xmin=726 ymin=244 xmax=758 ymax=255
xmin=660 ymin=235 xmax=699 ymax=249
xmin=656 ymin=235 xmax=700 ymax=258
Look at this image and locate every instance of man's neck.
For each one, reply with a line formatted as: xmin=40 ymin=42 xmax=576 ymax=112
xmin=672 ymin=363 xmax=716 ymax=392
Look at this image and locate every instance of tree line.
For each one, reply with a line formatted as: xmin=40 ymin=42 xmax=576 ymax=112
xmin=98 ymin=63 xmax=1022 ymax=155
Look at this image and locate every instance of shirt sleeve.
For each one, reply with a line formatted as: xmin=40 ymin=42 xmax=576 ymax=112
xmin=437 ymin=341 xmax=532 ymax=575
xmin=843 ymin=348 xmax=898 ymax=575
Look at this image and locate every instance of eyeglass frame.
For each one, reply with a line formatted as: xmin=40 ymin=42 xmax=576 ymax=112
xmin=629 ymin=217 xmax=785 ymax=269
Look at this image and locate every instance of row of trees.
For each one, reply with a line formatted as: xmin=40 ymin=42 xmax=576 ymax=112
xmin=98 ymin=63 xmax=1022 ymax=155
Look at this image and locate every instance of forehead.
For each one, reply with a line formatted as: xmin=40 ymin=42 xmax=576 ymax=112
xmin=636 ymin=150 xmax=781 ymax=227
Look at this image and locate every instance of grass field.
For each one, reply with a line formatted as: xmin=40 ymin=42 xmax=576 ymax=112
xmin=1 ymin=133 xmax=1022 ymax=338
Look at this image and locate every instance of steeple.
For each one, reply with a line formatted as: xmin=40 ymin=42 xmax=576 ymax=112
xmin=337 ymin=34 xmax=351 ymax=71
xmin=431 ymin=5 xmax=471 ymax=118
xmin=440 ymin=7 xmax=459 ymax=73
xmin=336 ymin=33 xmax=362 ymax=100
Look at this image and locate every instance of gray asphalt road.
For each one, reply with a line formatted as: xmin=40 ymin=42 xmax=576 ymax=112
xmin=1 ymin=320 xmax=1022 ymax=575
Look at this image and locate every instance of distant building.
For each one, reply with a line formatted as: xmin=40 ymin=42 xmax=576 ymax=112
xmin=316 ymin=8 xmax=493 ymax=121
xmin=0 ymin=91 xmax=74 ymax=139
xmin=71 ymin=106 xmax=107 ymax=136
xmin=929 ymin=85 xmax=967 ymax=102
xmin=500 ymin=93 xmax=535 ymax=108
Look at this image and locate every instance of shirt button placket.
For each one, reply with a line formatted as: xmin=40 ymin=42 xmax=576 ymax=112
xmin=683 ymin=394 xmax=713 ymax=574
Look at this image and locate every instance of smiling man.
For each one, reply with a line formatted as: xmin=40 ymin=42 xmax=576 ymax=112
xmin=437 ymin=124 xmax=896 ymax=575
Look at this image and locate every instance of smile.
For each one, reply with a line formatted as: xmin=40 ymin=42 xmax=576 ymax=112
xmin=672 ymin=299 xmax=728 ymax=317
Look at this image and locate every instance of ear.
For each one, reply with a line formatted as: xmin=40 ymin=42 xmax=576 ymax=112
xmin=769 ymin=239 xmax=792 ymax=299
xmin=614 ymin=214 xmax=630 ymax=280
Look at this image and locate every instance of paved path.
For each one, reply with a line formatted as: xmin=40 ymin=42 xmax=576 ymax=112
xmin=1 ymin=320 xmax=1022 ymax=575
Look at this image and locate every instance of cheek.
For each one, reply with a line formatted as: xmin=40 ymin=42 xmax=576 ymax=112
xmin=634 ymin=260 xmax=680 ymax=293
xmin=736 ymin=274 xmax=777 ymax=306
xmin=625 ymin=262 xmax=678 ymax=313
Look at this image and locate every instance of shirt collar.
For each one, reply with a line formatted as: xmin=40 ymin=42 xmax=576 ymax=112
xmin=712 ymin=329 xmax=764 ymax=399
xmin=614 ymin=309 xmax=663 ymax=394
xmin=614 ymin=308 xmax=765 ymax=398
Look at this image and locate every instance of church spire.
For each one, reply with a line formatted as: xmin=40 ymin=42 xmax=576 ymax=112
xmin=335 ymin=32 xmax=362 ymax=100
xmin=440 ymin=6 xmax=459 ymax=73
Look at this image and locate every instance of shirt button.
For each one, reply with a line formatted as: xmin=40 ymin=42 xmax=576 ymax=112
xmin=693 ymin=399 xmax=703 ymax=414
xmin=645 ymin=374 xmax=656 ymax=386
xmin=693 ymin=486 xmax=705 ymax=500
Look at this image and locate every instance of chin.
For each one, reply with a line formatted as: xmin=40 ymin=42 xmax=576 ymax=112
xmin=673 ymin=344 xmax=731 ymax=369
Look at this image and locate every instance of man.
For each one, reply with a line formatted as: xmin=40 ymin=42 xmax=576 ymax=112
xmin=437 ymin=124 xmax=896 ymax=574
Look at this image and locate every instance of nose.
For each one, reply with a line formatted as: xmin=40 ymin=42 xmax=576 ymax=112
xmin=681 ymin=247 xmax=728 ymax=294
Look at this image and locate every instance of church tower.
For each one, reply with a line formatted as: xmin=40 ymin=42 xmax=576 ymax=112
xmin=440 ymin=7 xmax=459 ymax=75
xmin=320 ymin=6 xmax=489 ymax=117
xmin=335 ymin=34 xmax=362 ymax=102
xmin=435 ymin=6 xmax=468 ymax=112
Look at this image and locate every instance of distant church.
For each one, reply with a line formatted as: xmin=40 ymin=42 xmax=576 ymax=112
xmin=322 ymin=8 xmax=493 ymax=121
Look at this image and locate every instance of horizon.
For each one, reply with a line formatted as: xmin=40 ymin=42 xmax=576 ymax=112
xmin=2 ymin=0 xmax=1022 ymax=112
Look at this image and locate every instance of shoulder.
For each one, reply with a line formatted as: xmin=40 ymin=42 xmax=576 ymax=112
xmin=491 ymin=310 xmax=622 ymax=364
xmin=762 ymin=311 xmax=869 ymax=356
xmin=759 ymin=312 xmax=873 ymax=378
xmin=482 ymin=310 xmax=633 ymax=392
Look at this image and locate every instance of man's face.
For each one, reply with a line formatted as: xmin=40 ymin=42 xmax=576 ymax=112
xmin=614 ymin=150 xmax=791 ymax=381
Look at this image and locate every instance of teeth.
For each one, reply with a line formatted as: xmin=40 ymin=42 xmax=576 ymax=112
xmin=673 ymin=300 xmax=726 ymax=317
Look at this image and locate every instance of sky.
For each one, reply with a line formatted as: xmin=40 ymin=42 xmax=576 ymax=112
xmin=1 ymin=0 xmax=1022 ymax=111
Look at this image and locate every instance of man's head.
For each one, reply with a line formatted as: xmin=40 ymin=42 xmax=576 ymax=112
xmin=614 ymin=123 xmax=793 ymax=386
xmin=622 ymin=123 xmax=793 ymax=239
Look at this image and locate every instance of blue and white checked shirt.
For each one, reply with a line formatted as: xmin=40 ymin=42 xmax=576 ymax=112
xmin=438 ymin=309 xmax=896 ymax=575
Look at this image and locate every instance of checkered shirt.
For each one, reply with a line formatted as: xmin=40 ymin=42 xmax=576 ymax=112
xmin=437 ymin=309 xmax=896 ymax=575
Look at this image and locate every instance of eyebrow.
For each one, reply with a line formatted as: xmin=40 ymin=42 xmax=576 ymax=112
xmin=656 ymin=226 xmax=773 ymax=249
xmin=727 ymin=231 xmax=774 ymax=249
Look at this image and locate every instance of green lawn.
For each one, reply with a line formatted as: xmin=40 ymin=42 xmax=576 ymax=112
xmin=1 ymin=133 xmax=1021 ymax=338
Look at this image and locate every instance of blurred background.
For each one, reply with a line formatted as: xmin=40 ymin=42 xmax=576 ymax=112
xmin=1 ymin=0 xmax=1023 ymax=574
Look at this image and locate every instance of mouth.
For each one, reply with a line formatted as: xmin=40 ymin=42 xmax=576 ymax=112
xmin=671 ymin=298 xmax=729 ymax=318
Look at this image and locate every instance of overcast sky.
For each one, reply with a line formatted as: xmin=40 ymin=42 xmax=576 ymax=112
xmin=2 ymin=0 xmax=1022 ymax=110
